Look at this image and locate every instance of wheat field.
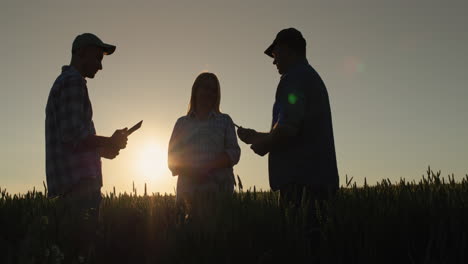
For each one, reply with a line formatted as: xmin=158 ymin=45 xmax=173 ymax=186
xmin=1 ymin=168 xmax=467 ymax=263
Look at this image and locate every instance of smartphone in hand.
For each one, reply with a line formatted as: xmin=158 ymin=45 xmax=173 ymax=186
xmin=127 ymin=120 xmax=143 ymax=136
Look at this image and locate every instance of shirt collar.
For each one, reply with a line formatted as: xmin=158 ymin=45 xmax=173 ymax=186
xmin=282 ymin=58 xmax=309 ymax=78
xmin=188 ymin=110 xmax=219 ymax=119
xmin=61 ymin=65 xmax=86 ymax=83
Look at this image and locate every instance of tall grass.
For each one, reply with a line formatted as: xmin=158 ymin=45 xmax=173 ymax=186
xmin=1 ymin=168 xmax=467 ymax=263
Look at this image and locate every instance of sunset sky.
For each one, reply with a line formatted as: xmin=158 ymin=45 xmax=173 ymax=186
xmin=1 ymin=0 xmax=468 ymax=194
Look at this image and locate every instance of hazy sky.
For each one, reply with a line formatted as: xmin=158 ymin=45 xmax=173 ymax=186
xmin=1 ymin=0 xmax=467 ymax=194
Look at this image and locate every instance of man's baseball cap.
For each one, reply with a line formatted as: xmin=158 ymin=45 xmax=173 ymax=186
xmin=264 ymin=28 xmax=306 ymax=58
xmin=72 ymin=33 xmax=116 ymax=55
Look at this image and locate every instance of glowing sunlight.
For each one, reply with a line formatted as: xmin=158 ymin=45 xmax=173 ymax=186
xmin=134 ymin=140 xmax=168 ymax=179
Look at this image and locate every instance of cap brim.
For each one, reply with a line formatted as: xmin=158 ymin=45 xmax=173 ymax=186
xmin=99 ymin=43 xmax=116 ymax=55
xmin=264 ymin=41 xmax=276 ymax=58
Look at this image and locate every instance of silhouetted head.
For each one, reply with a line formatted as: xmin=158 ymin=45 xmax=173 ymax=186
xmin=70 ymin=33 xmax=116 ymax=79
xmin=264 ymin=28 xmax=306 ymax=75
xmin=187 ymin=72 xmax=221 ymax=115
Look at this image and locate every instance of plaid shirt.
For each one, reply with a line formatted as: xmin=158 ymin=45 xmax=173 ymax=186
xmin=45 ymin=66 xmax=102 ymax=197
xmin=168 ymin=112 xmax=241 ymax=193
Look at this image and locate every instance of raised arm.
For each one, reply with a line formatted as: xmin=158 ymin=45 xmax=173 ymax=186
xmin=248 ymin=79 xmax=306 ymax=156
xmin=56 ymin=76 xmax=127 ymax=156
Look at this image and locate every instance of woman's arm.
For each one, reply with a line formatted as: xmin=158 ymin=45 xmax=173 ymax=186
xmin=205 ymin=115 xmax=241 ymax=170
xmin=168 ymin=118 xmax=185 ymax=176
xmin=205 ymin=152 xmax=233 ymax=170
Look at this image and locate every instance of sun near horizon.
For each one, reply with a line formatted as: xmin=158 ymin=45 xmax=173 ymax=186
xmin=130 ymin=138 xmax=170 ymax=188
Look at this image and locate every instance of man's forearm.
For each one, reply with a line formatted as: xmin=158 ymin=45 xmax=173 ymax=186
xmin=270 ymin=125 xmax=298 ymax=147
xmin=251 ymin=132 xmax=271 ymax=145
xmin=75 ymin=134 xmax=111 ymax=152
xmin=251 ymin=125 xmax=296 ymax=155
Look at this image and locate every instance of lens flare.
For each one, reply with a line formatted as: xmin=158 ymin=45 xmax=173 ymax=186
xmin=288 ymin=93 xmax=298 ymax=105
xmin=343 ymin=56 xmax=366 ymax=76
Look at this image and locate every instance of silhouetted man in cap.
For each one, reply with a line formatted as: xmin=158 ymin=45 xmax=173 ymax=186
xmin=238 ymin=28 xmax=339 ymax=207
xmin=45 ymin=33 xmax=128 ymax=259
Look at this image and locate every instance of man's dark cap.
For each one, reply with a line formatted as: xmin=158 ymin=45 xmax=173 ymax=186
xmin=264 ymin=28 xmax=306 ymax=58
xmin=72 ymin=33 xmax=116 ymax=55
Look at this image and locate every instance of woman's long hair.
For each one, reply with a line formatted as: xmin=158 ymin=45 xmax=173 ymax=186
xmin=187 ymin=72 xmax=221 ymax=115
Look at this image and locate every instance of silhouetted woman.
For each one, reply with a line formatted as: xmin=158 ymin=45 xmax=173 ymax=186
xmin=168 ymin=72 xmax=241 ymax=204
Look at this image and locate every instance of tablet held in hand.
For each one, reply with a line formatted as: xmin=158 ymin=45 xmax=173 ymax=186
xmin=127 ymin=120 xmax=143 ymax=136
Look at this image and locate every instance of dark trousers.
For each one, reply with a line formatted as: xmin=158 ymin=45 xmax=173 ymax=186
xmin=279 ymin=183 xmax=337 ymax=257
xmin=58 ymin=178 xmax=102 ymax=261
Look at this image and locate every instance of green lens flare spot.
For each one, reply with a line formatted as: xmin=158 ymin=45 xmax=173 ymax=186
xmin=288 ymin=93 xmax=298 ymax=105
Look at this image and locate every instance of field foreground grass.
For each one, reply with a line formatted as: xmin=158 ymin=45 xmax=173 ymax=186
xmin=1 ymin=168 xmax=467 ymax=264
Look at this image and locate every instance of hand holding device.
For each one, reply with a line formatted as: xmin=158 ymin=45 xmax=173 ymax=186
xmin=110 ymin=128 xmax=128 ymax=149
xmin=237 ymin=127 xmax=258 ymax=144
